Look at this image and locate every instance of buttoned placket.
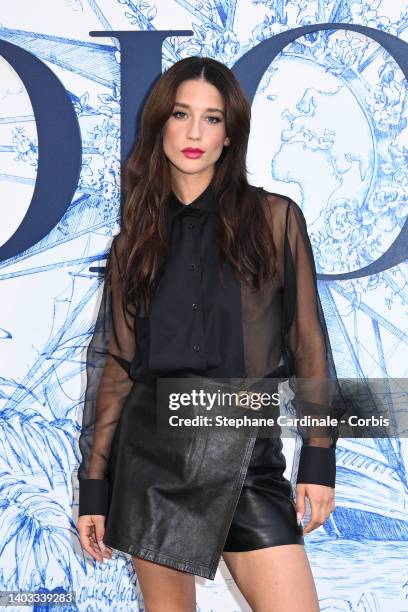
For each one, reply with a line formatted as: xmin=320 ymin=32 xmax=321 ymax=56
xmin=180 ymin=208 xmax=209 ymax=362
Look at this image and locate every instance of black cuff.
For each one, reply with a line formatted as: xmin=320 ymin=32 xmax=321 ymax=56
xmin=296 ymin=446 xmax=336 ymax=488
xmin=78 ymin=479 xmax=109 ymax=516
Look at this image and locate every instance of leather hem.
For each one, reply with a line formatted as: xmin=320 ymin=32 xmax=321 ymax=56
xmin=223 ymin=532 xmax=305 ymax=552
xmin=102 ymin=538 xmax=218 ymax=581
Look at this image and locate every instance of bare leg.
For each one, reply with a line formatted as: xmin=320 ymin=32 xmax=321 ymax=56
xmin=132 ymin=556 xmax=196 ymax=612
xmin=222 ymin=545 xmax=320 ymax=612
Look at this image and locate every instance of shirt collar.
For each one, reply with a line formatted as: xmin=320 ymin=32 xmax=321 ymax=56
xmin=166 ymin=179 xmax=216 ymax=222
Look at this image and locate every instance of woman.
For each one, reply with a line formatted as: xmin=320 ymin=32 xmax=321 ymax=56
xmin=76 ymin=56 xmax=341 ymax=611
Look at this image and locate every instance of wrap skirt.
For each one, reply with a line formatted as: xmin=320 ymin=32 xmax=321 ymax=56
xmin=103 ymin=376 xmax=304 ymax=580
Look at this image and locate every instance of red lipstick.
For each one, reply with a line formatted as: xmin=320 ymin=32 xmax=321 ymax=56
xmin=182 ymin=148 xmax=204 ymax=159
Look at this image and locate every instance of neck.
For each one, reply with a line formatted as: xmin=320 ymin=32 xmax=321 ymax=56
xmin=170 ymin=169 xmax=214 ymax=205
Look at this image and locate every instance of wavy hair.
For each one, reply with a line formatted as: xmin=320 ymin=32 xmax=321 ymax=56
xmin=118 ymin=55 xmax=277 ymax=317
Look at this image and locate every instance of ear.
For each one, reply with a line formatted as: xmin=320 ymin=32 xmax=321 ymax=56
xmin=224 ymin=136 xmax=230 ymax=146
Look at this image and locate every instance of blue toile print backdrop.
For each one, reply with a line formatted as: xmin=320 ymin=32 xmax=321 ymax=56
xmin=0 ymin=1 xmax=407 ymax=610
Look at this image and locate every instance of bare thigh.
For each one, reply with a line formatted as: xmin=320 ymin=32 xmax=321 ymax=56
xmin=222 ymin=545 xmax=320 ymax=612
xmin=132 ymin=556 xmax=196 ymax=612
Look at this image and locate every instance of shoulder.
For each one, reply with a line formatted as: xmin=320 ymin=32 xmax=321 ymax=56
xmin=254 ymin=186 xmax=290 ymax=212
xmin=106 ymin=233 xmax=127 ymax=278
xmin=252 ymin=186 xmax=304 ymax=231
xmin=111 ymin=231 xmax=124 ymax=249
xmin=110 ymin=231 xmax=127 ymax=258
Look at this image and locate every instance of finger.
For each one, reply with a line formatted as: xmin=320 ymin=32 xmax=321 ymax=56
xmin=85 ymin=539 xmax=103 ymax=561
xmin=302 ymin=488 xmax=335 ymax=533
xmin=303 ymin=516 xmax=322 ymax=534
xmin=327 ymin=498 xmax=336 ymax=522
xmin=302 ymin=496 xmax=324 ymax=534
xmin=83 ymin=524 xmax=105 ymax=562
xmin=93 ymin=516 xmax=105 ymax=544
xmin=330 ymin=491 xmax=336 ymax=513
xmin=77 ymin=518 xmax=106 ymax=562
xmin=92 ymin=517 xmax=112 ymax=559
xmin=104 ymin=545 xmax=113 ymax=558
xmin=99 ymin=543 xmax=112 ymax=559
xmin=322 ymin=491 xmax=335 ymax=520
xmin=88 ymin=521 xmax=103 ymax=555
xmin=79 ymin=532 xmax=104 ymax=562
xmin=92 ymin=541 xmax=110 ymax=561
xmin=295 ymin=485 xmax=306 ymax=524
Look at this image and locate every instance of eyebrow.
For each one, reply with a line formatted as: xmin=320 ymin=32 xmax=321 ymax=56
xmin=173 ymin=101 xmax=224 ymax=115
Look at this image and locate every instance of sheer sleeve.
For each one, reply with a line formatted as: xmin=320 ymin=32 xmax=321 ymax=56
xmin=77 ymin=233 xmax=136 ymax=516
xmin=282 ymin=198 xmax=342 ymax=488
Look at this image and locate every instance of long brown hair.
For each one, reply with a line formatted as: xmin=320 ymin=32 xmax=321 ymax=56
xmin=119 ymin=56 xmax=277 ymax=317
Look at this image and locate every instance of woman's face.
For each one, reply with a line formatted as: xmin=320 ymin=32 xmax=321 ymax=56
xmin=162 ymin=78 xmax=230 ymax=179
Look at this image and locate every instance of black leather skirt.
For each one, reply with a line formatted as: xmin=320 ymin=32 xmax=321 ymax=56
xmin=223 ymin=434 xmax=304 ymax=551
xmin=103 ymin=376 xmax=304 ymax=580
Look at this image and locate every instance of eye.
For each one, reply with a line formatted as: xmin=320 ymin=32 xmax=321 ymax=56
xmin=207 ymin=116 xmax=222 ymax=124
xmin=171 ymin=111 xmax=222 ymax=123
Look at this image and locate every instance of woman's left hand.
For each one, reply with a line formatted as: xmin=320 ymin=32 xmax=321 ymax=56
xmin=295 ymin=483 xmax=335 ymax=534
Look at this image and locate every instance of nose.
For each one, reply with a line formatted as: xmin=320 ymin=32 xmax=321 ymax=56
xmin=186 ymin=115 xmax=202 ymax=140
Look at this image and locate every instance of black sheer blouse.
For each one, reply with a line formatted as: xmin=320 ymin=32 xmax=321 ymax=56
xmin=77 ymin=181 xmax=343 ymax=516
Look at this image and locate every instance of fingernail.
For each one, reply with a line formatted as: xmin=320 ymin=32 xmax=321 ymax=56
xmin=98 ymin=540 xmax=107 ymax=553
xmin=297 ymin=512 xmax=302 ymax=525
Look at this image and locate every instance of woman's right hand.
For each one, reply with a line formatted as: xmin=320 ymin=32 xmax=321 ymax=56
xmin=77 ymin=515 xmax=113 ymax=562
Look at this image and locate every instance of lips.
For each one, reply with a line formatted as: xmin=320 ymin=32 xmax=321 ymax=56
xmin=182 ymin=148 xmax=204 ymax=159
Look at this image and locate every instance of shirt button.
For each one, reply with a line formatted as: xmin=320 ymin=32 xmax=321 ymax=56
xmin=190 ymin=263 xmax=196 ymax=271
xmin=192 ymin=303 xmax=198 ymax=310
xmin=187 ymin=222 xmax=195 ymax=229
xmin=193 ymin=344 xmax=200 ymax=352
